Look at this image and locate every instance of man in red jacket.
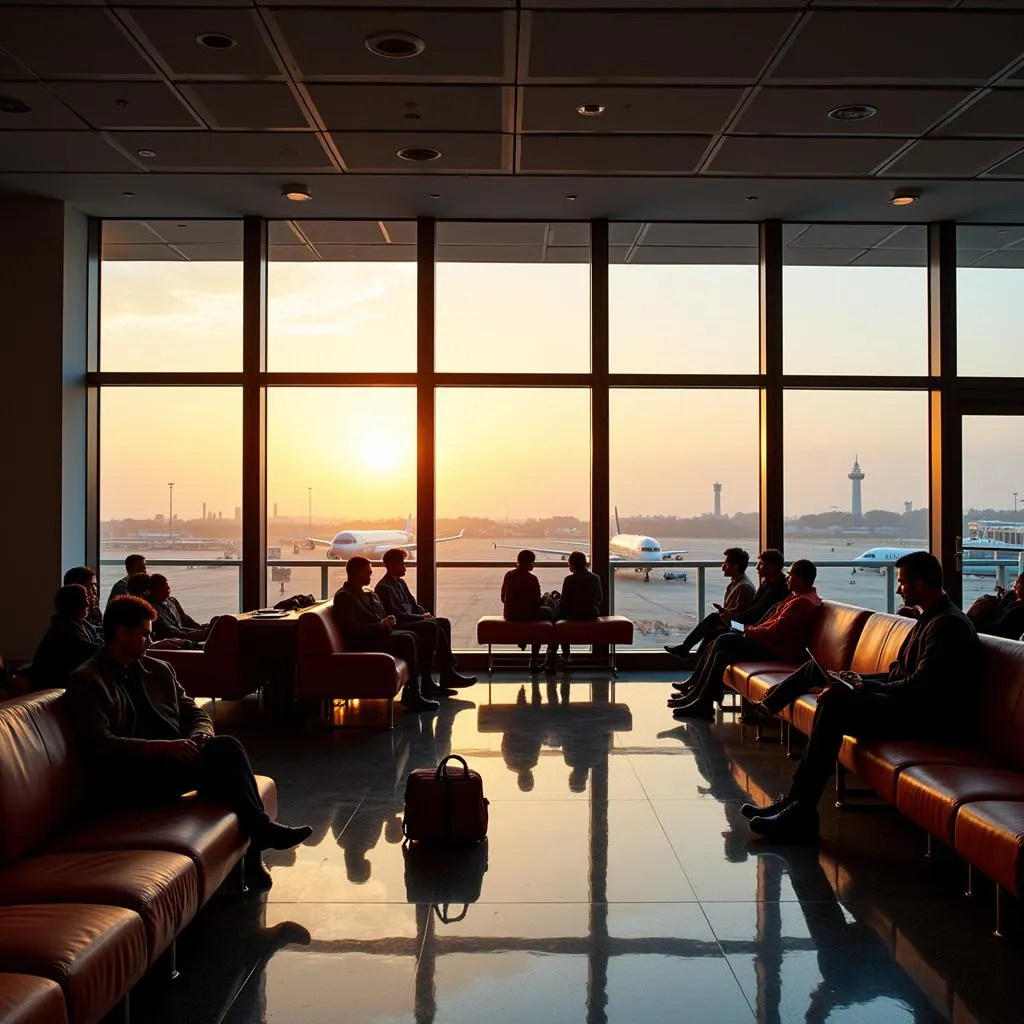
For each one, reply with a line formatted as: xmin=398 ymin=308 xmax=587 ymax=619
xmin=669 ymin=559 xmax=822 ymax=720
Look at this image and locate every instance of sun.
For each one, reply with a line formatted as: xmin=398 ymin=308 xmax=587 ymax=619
xmin=358 ymin=434 xmax=406 ymax=472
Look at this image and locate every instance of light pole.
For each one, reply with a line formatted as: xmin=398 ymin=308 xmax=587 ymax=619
xmin=307 ymin=487 xmax=312 ymax=532
xmin=167 ymin=482 xmax=174 ymax=544
xmin=1014 ymin=491 xmax=1019 ymax=515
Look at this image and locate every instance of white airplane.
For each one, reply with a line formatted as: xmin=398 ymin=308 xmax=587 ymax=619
xmin=309 ymin=514 xmax=464 ymax=560
xmin=495 ymin=508 xmax=688 ymax=583
xmin=851 ymin=546 xmax=919 ymax=572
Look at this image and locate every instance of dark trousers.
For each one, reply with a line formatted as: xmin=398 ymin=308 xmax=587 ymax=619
xmin=505 ymin=608 xmax=557 ymax=658
xmin=401 ymin=617 xmax=458 ymax=674
xmin=125 ymin=735 xmax=269 ymax=836
xmin=680 ymin=612 xmax=729 ymax=655
xmin=761 ymin=660 xmax=823 ymax=714
xmin=790 ymin=687 xmax=918 ymax=805
xmin=687 ymin=633 xmax=776 ymax=706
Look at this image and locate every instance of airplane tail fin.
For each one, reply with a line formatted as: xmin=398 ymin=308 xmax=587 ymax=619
xmin=405 ymin=512 xmax=413 ymax=537
xmin=614 ymin=505 xmax=621 ymax=535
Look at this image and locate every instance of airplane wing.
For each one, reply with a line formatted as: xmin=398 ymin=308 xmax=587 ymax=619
xmin=660 ymin=549 xmax=689 ymax=559
xmin=307 ymin=537 xmax=337 ymax=547
xmin=493 ymin=542 xmax=577 ymax=559
xmin=390 ymin=530 xmax=465 ymax=554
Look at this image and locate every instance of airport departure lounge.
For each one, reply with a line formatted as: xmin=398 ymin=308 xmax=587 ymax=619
xmin=6 ymin=3 xmax=1024 ymax=1023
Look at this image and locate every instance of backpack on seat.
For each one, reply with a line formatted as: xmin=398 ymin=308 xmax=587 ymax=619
xmin=403 ymin=754 xmax=489 ymax=844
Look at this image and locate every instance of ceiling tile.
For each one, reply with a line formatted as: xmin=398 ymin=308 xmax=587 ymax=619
xmin=47 ymin=81 xmax=200 ymax=130
xmin=382 ymin=221 xmax=416 ymax=243
xmin=330 ymin=132 xmax=507 ymax=172
xmin=975 ymin=226 xmax=1024 ymax=246
xmin=437 ymin=243 xmax=544 ymax=262
xmin=437 ymin=222 xmax=545 ymax=244
xmin=526 ymin=11 xmax=796 ymax=81
xmin=783 ymin=247 xmax=866 ymax=265
xmin=789 ymin=224 xmax=899 ymax=248
xmin=882 ymin=138 xmax=1023 ymax=176
xmin=519 ymin=134 xmax=710 ymax=173
xmin=851 ymin=248 xmax=928 ymax=267
xmin=546 ymin=222 xmax=589 ymax=245
xmin=734 ymin=87 xmax=970 ymax=136
xmin=0 ymin=48 xmax=33 ymax=80
xmin=145 ymin=220 xmax=243 ymax=244
xmin=294 ymin=221 xmax=386 ymax=245
xmin=101 ymin=242 xmax=184 ymax=261
xmin=101 ymin=220 xmax=162 ymax=244
xmin=771 ymin=11 xmax=1024 ymax=83
xmin=964 ymin=249 xmax=1024 ymax=268
xmin=0 ymin=130 xmax=138 ymax=171
xmin=641 ymin=223 xmax=758 ymax=246
xmin=521 ymin=86 xmax=744 ymax=133
xmin=307 ymin=84 xmax=505 ymax=132
xmin=876 ymin=225 xmax=928 ymax=248
xmin=269 ymin=243 xmax=319 ymax=262
xmin=269 ymin=221 xmax=301 ymax=243
xmin=108 ymin=130 xmax=334 ymax=170
xmin=270 ymin=8 xmax=511 ymax=80
xmin=980 ymin=148 xmax=1024 ymax=175
xmin=543 ymin=245 xmax=588 ymax=263
xmin=174 ymin=243 xmax=243 ymax=261
xmin=0 ymin=82 xmax=87 ymax=130
xmin=630 ymin=245 xmax=758 ymax=265
xmin=184 ymin=83 xmax=310 ymax=129
xmin=936 ymin=90 xmax=1024 ymax=136
xmin=126 ymin=8 xmax=281 ymax=78
xmin=707 ymin=136 xmax=901 ymax=175
xmin=609 ymin=223 xmax=642 ymax=246
xmin=314 ymin=243 xmax=416 ymax=261
xmin=0 ymin=8 xmax=155 ymax=78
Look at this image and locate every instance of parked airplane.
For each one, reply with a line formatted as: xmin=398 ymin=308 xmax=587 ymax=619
xmin=854 ymin=544 xmax=1023 ymax=578
xmin=495 ymin=508 xmax=687 ymax=583
xmin=851 ymin=547 xmax=918 ymax=572
xmin=309 ymin=515 xmax=464 ymax=560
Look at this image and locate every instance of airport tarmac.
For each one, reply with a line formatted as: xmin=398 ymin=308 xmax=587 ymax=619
xmin=99 ymin=536 xmax=1001 ymax=651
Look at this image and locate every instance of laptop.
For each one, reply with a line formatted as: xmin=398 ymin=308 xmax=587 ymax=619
xmin=805 ymin=647 xmax=854 ymax=690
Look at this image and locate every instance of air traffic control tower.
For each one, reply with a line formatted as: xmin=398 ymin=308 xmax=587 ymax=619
xmin=848 ymin=456 xmax=865 ymax=518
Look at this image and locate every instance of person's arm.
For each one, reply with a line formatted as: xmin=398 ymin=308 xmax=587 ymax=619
xmin=593 ymin=573 xmax=604 ymax=615
xmin=173 ymin=598 xmax=205 ymax=632
xmin=882 ymin=615 xmax=977 ymax=700
xmin=989 ymin=602 xmax=1024 ymax=640
xmin=64 ymin=672 xmax=152 ymax=760
xmin=167 ymin=664 xmax=214 ymax=740
xmin=154 ymin=607 xmax=204 ymax=643
xmin=500 ymin=573 xmax=509 ymax=604
xmin=745 ymin=597 xmax=819 ymax=650
xmin=332 ymin=592 xmax=387 ymax=644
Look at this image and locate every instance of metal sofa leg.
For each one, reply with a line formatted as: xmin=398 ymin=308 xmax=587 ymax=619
xmin=965 ymin=864 xmax=974 ymax=898
xmin=995 ymin=884 xmax=1005 ymax=938
xmin=488 ymin=644 xmax=493 ymax=677
xmin=236 ymin=856 xmax=249 ymax=894
xmin=164 ymin=938 xmax=179 ymax=981
xmin=389 ymin=698 xmax=395 ymax=730
xmin=925 ymin=833 xmax=934 ymax=859
xmin=611 ymin=644 xmax=618 ymax=678
xmin=116 ymin=994 xmax=130 ymax=1024
xmin=834 ymin=762 xmax=847 ymax=809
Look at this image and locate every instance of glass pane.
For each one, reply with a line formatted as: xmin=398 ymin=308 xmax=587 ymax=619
xmin=99 ymin=387 xmax=242 ymax=613
xmin=957 ymin=226 xmax=1024 ymax=377
xmin=609 ymin=223 xmax=759 ymax=374
xmin=610 ymin=389 xmax=759 ymax=649
xmin=436 ymin=388 xmax=591 ymax=562
xmin=100 ymin=220 xmax=242 ymax=371
xmin=783 ymin=225 xmax=927 ymax=376
xmin=961 ymin=416 xmax=1024 ymax=613
xmin=435 ymin=223 xmax=590 ymax=373
xmin=784 ymin=391 xmax=929 ymax=612
xmin=268 ymin=221 xmax=416 ymax=372
xmin=267 ymin=388 xmax=417 ymax=576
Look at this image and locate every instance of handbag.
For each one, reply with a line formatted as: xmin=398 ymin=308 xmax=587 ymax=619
xmin=403 ymin=754 xmax=489 ymax=844
xmin=403 ymin=840 xmax=489 ymax=907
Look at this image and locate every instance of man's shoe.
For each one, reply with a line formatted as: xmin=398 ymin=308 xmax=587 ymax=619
xmin=671 ymin=680 xmax=696 ymax=694
xmin=244 ymin=853 xmax=274 ymax=890
xmin=748 ymin=801 xmax=819 ymax=843
xmin=672 ymin=702 xmax=714 ymax=721
xmin=402 ymin=691 xmax=440 ymax=712
xmin=440 ymin=670 xmax=477 ymax=688
xmin=422 ymin=681 xmax=458 ymax=698
xmin=254 ymin=821 xmax=313 ymax=852
xmin=664 ymin=643 xmax=689 ymax=659
xmin=740 ymin=794 xmax=793 ymax=820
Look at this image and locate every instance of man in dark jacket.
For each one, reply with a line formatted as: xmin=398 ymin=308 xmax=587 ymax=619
xmin=556 ymin=551 xmax=604 ymax=670
xmin=374 ymin=548 xmax=475 ymax=689
xmin=748 ymin=551 xmax=981 ymax=843
xmin=332 ymin=556 xmax=440 ymax=712
xmin=63 ymin=565 xmax=103 ymax=639
xmin=150 ymin=574 xmax=211 ymax=643
xmin=108 ymin=553 xmax=147 ymax=602
xmin=64 ymin=596 xmax=311 ymax=887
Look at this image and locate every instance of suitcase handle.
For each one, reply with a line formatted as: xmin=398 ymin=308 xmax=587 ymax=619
xmin=435 ymin=754 xmax=470 ymax=780
xmin=433 ymin=903 xmax=469 ymax=925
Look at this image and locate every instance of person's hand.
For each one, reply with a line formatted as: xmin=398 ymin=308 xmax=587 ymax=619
xmin=421 ymin=612 xmax=433 ymax=620
xmin=147 ymin=739 xmax=200 ymax=762
xmin=835 ymin=670 xmax=863 ymax=689
xmin=191 ymin=733 xmax=211 ymax=749
xmin=382 ymin=615 xmax=397 ymax=631
xmin=151 ymin=638 xmax=187 ymax=650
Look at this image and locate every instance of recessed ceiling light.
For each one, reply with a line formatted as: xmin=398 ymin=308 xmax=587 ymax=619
xmin=576 ymin=103 xmax=606 ymax=117
xmin=196 ymin=32 xmax=236 ymax=50
xmin=122 ymin=191 xmax=135 ymax=198
xmin=0 ymin=95 xmax=31 ymax=115
xmin=889 ymin=188 xmax=920 ymax=207
xmin=564 ymin=194 xmax=578 ymax=202
xmin=404 ymin=112 xmax=421 ymax=121
xmin=746 ymin=195 xmax=759 ymax=202
xmin=365 ymin=31 xmax=425 ymax=59
xmin=137 ymin=149 xmax=156 ymax=158
xmin=397 ymin=146 xmax=441 ymax=162
xmin=828 ymin=104 xmax=878 ymax=122
xmin=429 ymin=193 xmax=441 ymax=199
xmin=282 ymin=184 xmax=312 ymax=202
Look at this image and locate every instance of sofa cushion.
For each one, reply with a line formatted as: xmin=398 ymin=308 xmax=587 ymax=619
xmin=296 ymin=654 xmax=407 ymax=701
xmin=849 ymin=613 xmax=911 ymax=676
xmin=974 ymin=635 xmax=1024 ymax=771
xmin=0 ymin=974 xmax=68 ymax=1024
xmin=296 ymin=605 xmax=345 ymax=657
xmin=0 ymin=905 xmax=147 ymax=1024
xmin=954 ymin=800 xmax=1024 ymax=897
xmin=477 ymin=617 xmax=556 ymax=644
xmin=723 ymin=664 xmax=797 ymax=700
xmin=554 ymin=616 xmax=633 ymax=644
xmin=896 ymin=764 xmax=1024 ymax=843
xmin=0 ymin=851 xmax=198 ymax=965
xmin=50 ymin=776 xmax=277 ymax=905
xmin=808 ymin=603 xmax=872 ymax=671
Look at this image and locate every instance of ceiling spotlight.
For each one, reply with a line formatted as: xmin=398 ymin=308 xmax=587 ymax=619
xmin=576 ymin=103 xmax=606 ymax=117
xmin=122 ymin=191 xmax=135 ymax=198
xmin=365 ymin=31 xmax=425 ymax=59
xmin=828 ymin=104 xmax=878 ymax=122
xmin=196 ymin=32 xmax=236 ymax=50
xmin=889 ymin=188 xmax=920 ymax=207
xmin=397 ymin=146 xmax=441 ymax=162
xmin=0 ymin=95 xmax=31 ymax=115
xmin=282 ymin=184 xmax=312 ymax=202
xmin=564 ymin=194 xmax=578 ymax=202
xmin=137 ymin=149 xmax=156 ymax=158
xmin=429 ymin=193 xmax=441 ymax=199
xmin=746 ymin=195 xmax=759 ymax=202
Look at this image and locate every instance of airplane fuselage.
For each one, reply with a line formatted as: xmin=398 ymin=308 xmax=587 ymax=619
xmin=326 ymin=530 xmax=413 ymax=559
xmin=609 ymin=533 xmax=668 ymax=562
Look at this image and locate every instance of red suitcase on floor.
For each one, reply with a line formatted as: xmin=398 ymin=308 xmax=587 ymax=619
xmin=403 ymin=754 xmax=489 ymax=844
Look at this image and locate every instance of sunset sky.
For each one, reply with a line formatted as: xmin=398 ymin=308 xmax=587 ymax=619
xmin=98 ymin=237 xmax=1024 ymax=524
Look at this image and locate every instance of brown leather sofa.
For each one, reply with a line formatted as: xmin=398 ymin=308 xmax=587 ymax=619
xmin=294 ymin=603 xmax=408 ymax=727
xmin=723 ymin=601 xmax=1024 ymax=931
xmin=0 ymin=689 xmax=278 ymax=1023
xmin=150 ymin=615 xmax=255 ymax=699
xmin=476 ymin=615 xmax=634 ymax=674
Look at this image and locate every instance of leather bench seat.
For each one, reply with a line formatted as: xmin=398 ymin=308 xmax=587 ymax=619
xmin=954 ymin=801 xmax=1024 ymax=897
xmin=723 ymin=664 xmax=796 ymax=700
xmin=785 ymin=694 xmax=820 ymax=735
xmin=50 ymin=777 xmax=277 ymax=906
xmin=554 ymin=616 xmax=633 ymax=644
xmin=0 ymin=851 xmax=198 ymax=965
xmin=0 ymin=974 xmax=67 ymax=1024
xmin=896 ymin=765 xmax=1024 ymax=844
xmin=476 ymin=616 xmax=556 ymax=645
xmin=0 ymin=905 xmax=147 ymax=1024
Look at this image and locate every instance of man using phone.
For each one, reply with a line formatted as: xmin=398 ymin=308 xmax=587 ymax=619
xmin=747 ymin=552 xmax=980 ymax=843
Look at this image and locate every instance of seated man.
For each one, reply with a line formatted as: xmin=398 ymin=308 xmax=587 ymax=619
xmin=557 ymin=550 xmax=604 ymax=669
xmin=109 ymin=554 xmax=147 ymax=601
xmin=665 ymin=547 xmax=760 ymax=666
xmin=149 ymin=573 xmax=211 ymax=644
xmin=374 ymin=547 xmax=475 ymax=689
xmin=670 ymin=559 xmax=822 ymax=720
xmin=63 ymin=565 xmax=103 ymax=637
xmin=968 ymin=571 xmax=1024 ymax=640
xmin=332 ymin=556 xmax=439 ymax=712
xmin=126 ymin=572 xmax=153 ymax=598
xmin=747 ymin=552 xmax=980 ymax=843
xmin=64 ymin=596 xmax=311 ymax=887
xmin=501 ymin=549 xmax=557 ymax=673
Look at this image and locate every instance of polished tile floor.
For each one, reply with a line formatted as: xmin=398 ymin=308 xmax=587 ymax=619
xmin=131 ymin=676 xmax=1024 ymax=1024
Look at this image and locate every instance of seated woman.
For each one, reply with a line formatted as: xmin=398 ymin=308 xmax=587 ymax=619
xmin=501 ymin=549 xmax=557 ymax=674
xmin=557 ymin=550 xmax=603 ymax=671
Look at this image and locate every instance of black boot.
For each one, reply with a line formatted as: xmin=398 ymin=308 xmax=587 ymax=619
xmin=401 ymin=687 xmax=440 ymax=712
xmin=740 ymin=794 xmax=792 ymax=820
xmin=748 ymin=801 xmax=819 ymax=843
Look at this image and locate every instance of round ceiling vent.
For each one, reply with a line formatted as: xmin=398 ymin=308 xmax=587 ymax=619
xmin=0 ymin=95 xmax=31 ymax=115
xmin=397 ymin=146 xmax=441 ymax=162
xmin=576 ymin=103 xmax=606 ymax=117
xmin=196 ymin=32 xmax=237 ymax=50
xmin=827 ymin=104 xmax=878 ymax=122
xmin=365 ymin=31 xmax=425 ymax=59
